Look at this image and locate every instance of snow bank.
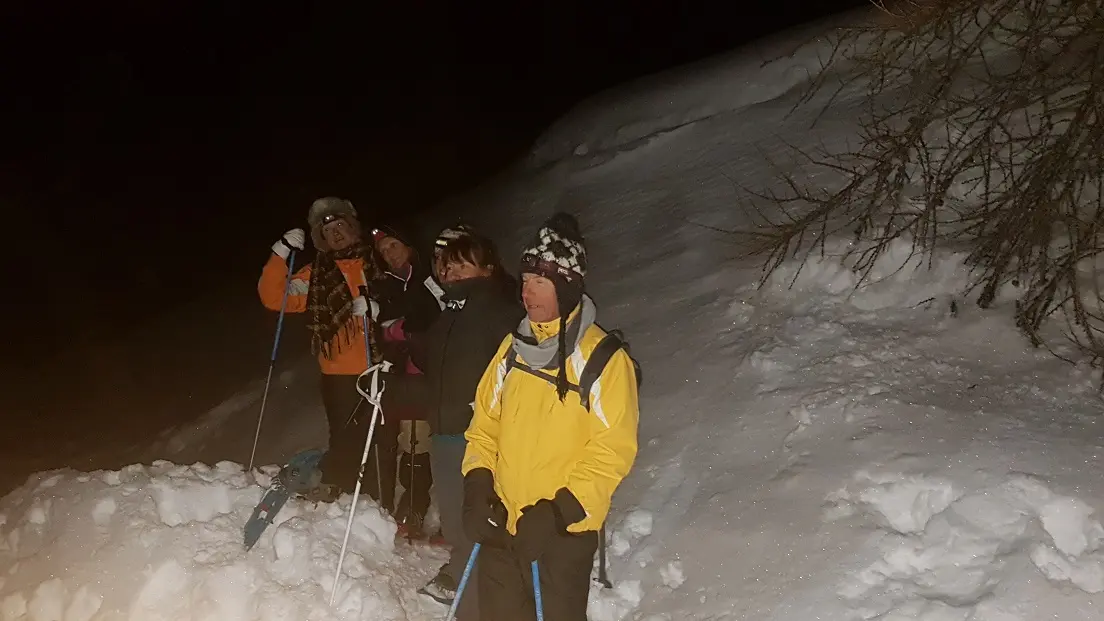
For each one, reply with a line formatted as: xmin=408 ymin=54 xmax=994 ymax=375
xmin=588 ymin=509 xmax=654 ymax=621
xmin=761 ymin=237 xmax=1024 ymax=313
xmin=830 ymin=471 xmax=1104 ymax=618
xmin=0 ymin=461 xmax=438 ymax=621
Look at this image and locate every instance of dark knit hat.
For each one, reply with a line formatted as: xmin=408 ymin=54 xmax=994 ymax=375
xmin=519 ymin=212 xmax=588 ymax=401
xmin=369 ymin=224 xmax=419 ymax=254
xmin=434 ymin=223 xmax=476 ymax=255
xmin=521 ymin=212 xmax=587 ymax=312
xmin=368 ymin=223 xmax=425 ymax=276
xmin=307 ymin=197 xmax=359 ymax=250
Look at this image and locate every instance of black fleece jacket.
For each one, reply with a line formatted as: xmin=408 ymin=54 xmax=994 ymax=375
xmin=374 ymin=260 xmax=441 ymax=334
xmin=409 ymin=274 xmax=524 ymax=435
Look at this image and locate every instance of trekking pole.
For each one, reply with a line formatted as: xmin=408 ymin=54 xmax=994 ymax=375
xmin=374 ymin=444 xmax=383 ymax=511
xmin=359 ymin=282 xmax=385 ymax=511
xmin=330 ymin=309 xmax=387 ymax=605
xmin=406 ymin=426 xmax=417 ymax=534
xmin=597 ymin=523 xmax=612 ymax=588
xmin=445 ymin=542 xmax=481 ymax=621
xmin=248 ymin=250 xmax=296 ymax=471
xmin=329 ymin=360 xmax=390 ymax=605
xmin=532 ymin=561 xmax=545 ymax=621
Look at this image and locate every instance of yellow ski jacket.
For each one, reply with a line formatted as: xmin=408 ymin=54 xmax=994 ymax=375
xmin=462 ymin=312 xmax=639 ymax=534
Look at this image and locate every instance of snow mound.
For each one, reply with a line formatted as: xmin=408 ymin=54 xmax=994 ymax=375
xmin=586 ymin=509 xmax=661 ymax=621
xmin=0 ymin=461 xmax=434 ymax=621
xmin=830 ymin=471 xmax=1104 ymax=618
xmin=764 ymin=238 xmax=984 ymax=313
xmin=588 ymin=580 xmax=643 ymax=621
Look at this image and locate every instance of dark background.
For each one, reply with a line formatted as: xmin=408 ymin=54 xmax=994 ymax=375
xmin=1 ymin=0 xmax=864 ymax=383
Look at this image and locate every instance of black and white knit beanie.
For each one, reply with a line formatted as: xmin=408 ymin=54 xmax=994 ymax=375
xmin=520 ymin=212 xmax=588 ymax=401
xmin=520 ymin=212 xmax=587 ymax=305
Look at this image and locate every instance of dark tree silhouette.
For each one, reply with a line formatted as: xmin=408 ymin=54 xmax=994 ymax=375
xmin=750 ymin=0 xmax=1104 ymax=364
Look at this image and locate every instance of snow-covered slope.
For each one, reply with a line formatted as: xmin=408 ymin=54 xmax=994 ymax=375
xmin=6 ymin=6 xmax=1104 ymax=620
xmin=0 ymin=462 xmax=445 ymax=620
xmin=527 ymin=11 xmax=863 ymax=169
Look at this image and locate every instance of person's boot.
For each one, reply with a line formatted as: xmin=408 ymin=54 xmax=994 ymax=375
xmin=285 ymin=456 xmax=341 ymax=503
xmin=417 ymin=566 xmax=458 ymax=606
xmin=300 ymin=483 xmax=342 ymax=503
xmin=396 ymin=511 xmax=426 ymax=540
xmin=427 ymin=528 xmax=448 ymax=547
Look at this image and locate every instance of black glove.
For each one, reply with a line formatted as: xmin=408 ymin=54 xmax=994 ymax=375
xmin=462 ymin=468 xmax=508 ymax=546
xmin=513 ymin=488 xmax=586 ymax=562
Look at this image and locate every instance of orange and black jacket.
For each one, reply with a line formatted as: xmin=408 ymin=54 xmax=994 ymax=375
xmin=258 ymin=253 xmax=372 ymax=376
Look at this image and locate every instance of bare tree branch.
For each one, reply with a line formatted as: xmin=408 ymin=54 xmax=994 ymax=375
xmin=747 ymin=0 xmax=1104 ymax=370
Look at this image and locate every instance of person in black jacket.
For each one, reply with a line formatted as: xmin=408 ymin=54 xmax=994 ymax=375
xmin=405 ymin=231 xmax=524 ymax=614
xmin=371 ymin=225 xmax=442 ymax=336
xmin=366 ymin=224 xmax=441 ymax=526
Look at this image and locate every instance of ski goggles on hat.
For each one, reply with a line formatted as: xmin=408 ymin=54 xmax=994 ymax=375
xmin=521 ymin=252 xmax=579 ymax=283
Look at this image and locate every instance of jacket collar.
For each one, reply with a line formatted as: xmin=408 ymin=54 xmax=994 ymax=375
xmin=530 ymin=305 xmax=581 ymax=344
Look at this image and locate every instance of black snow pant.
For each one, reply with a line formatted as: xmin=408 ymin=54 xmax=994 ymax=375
xmin=478 ymin=530 xmax=598 ymax=621
xmin=433 ymin=435 xmax=479 ymax=619
xmin=395 ymin=449 xmax=433 ymax=525
xmin=317 ymin=373 xmax=398 ymax=511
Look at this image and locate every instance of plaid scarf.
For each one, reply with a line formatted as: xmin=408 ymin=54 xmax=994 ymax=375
xmin=307 ymin=244 xmax=382 ymax=362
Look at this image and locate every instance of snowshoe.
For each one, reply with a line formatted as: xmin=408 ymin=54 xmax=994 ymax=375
xmin=417 ymin=569 xmax=458 ymax=606
xmin=395 ymin=516 xmax=449 ymax=548
xmin=395 ymin=522 xmax=421 ymax=540
xmin=299 ymin=482 xmax=342 ymax=503
xmin=395 ymin=513 xmax=426 ymax=540
xmin=243 ymin=480 xmax=293 ymax=551
xmin=243 ymin=448 xmax=331 ymax=550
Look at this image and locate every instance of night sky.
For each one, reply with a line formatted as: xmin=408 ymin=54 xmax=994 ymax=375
xmin=3 ymin=0 xmax=864 ymax=372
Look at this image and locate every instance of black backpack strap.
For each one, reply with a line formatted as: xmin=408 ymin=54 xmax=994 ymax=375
xmin=579 ymin=330 xmax=630 ymax=411
xmin=501 ymin=342 xmax=517 ymax=371
xmin=513 ymin=363 xmax=580 ymax=393
xmin=501 ymin=342 xmax=581 ymax=393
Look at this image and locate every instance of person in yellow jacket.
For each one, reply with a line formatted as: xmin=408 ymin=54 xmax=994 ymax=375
xmin=462 ymin=212 xmax=639 ymax=621
xmin=258 ymin=197 xmax=383 ymax=499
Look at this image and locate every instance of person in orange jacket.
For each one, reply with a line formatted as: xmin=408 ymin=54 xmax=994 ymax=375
xmin=258 ymin=197 xmax=384 ymax=498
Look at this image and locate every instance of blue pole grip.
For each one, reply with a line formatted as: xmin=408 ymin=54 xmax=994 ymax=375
xmin=269 ymin=251 xmax=296 ymax=363
xmin=532 ymin=561 xmax=544 ymax=621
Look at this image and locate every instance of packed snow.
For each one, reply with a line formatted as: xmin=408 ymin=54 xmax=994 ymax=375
xmin=6 ymin=6 xmax=1104 ymax=621
xmin=0 ymin=462 xmax=447 ymax=621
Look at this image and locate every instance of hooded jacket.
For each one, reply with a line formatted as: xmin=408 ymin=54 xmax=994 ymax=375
xmin=408 ymin=274 xmax=524 ymax=436
xmin=462 ymin=301 xmax=640 ymax=534
xmin=371 ymin=224 xmax=440 ymax=336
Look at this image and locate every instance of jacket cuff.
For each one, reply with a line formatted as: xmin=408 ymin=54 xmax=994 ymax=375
xmin=382 ymin=318 xmax=406 ymax=342
xmin=464 ymin=468 xmax=495 ymax=497
xmin=553 ymin=488 xmax=587 ymax=528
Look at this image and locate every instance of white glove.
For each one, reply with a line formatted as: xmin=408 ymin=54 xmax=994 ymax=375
xmin=351 ymin=296 xmax=369 ymax=317
xmin=272 ymin=228 xmax=306 ymax=260
xmin=351 ymin=296 xmax=380 ymax=320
